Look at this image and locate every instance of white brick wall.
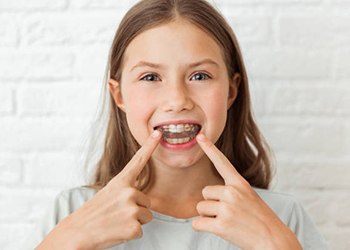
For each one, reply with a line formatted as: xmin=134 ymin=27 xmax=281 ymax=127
xmin=0 ymin=0 xmax=349 ymax=249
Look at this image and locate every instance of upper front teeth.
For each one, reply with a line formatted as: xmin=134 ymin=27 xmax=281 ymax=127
xmin=160 ymin=124 xmax=196 ymax=133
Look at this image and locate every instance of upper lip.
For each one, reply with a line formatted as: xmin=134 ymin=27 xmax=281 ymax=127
xmin=153 ymin=120 xmax=202 ymax=129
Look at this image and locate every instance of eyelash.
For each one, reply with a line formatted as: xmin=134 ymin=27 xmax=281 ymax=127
xmin=140 ymin=73 xmax=161 ymax=82
xmin=140 ymin=72 xmax=211 ymax=82
xmin=190 ymin=72 xmax=211 ymax=81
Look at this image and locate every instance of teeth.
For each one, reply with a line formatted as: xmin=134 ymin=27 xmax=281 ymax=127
xmin=168 ymin=124 xmax=177 ymax=133
xmin=155 ymin=123 xmax=201 ymax=145
xmin=160 ymin=123 xmax=197 ymax=133
xmin=164 ymin=136 xmax=191 ymax=144
xmin=176 ymin=124 xmax=184 ymax=132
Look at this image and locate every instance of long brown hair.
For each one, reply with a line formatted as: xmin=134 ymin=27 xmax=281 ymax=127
xmin=84 ymin=0 xmax=274 ymax=190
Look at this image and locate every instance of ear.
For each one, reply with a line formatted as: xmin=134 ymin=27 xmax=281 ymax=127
xmin=227 ymin=73 xmax=240 ymax=110
xmin=108 ymin=79 xmax=125 ymax=111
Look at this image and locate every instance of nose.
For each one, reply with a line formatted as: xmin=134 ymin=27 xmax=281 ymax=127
xmin=162 ymin=83 xmax=194 ymax=113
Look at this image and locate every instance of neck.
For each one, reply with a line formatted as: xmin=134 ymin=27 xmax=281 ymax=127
xmin=143 ymin=156 xmax=224 ymax=217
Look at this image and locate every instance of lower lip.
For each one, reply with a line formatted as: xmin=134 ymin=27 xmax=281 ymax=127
xmin=160 ymin=136 xmax=198 ymax=150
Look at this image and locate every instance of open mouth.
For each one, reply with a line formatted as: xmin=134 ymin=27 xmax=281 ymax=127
xmin=154 ymin=123 xmax=201 ymax=145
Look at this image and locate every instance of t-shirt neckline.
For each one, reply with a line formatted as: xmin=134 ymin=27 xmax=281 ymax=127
xmin=151 ymin=210 xmax=200 ymax=223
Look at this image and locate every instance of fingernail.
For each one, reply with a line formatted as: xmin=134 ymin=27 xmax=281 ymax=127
xmin=196 ymin=133 xmax=205 ymax=141
xmin=152 ymin=130 xmax=161 ymax=138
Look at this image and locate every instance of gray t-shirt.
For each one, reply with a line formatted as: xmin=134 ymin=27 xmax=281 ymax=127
xmin=26 ymin=186 xmax=329 ymax=249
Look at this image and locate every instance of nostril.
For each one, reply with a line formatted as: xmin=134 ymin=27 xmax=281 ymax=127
xmin=162 ymin=88 xmax=194 ymax=112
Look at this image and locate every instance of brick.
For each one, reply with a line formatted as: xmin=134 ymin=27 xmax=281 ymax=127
xmin=0 ymin=16 xmax=18 ymax=47
xmin=346 ymin=121 xmax=350 ymax=151
xmin=0 ymin=155 xmax=22 ymax=184
xmin=23 ymin=152 xmax=86 ymax=187
xmin=278 ymin=161 xmax=350 ymax=189
xmin=279 ymin=16 xmax=331 ymax=48
xmin=335 ymin=49 xmax=350 ymax=78
xmin=333 ymin=0 xmax=350 ymax=3
xmin=75 ymin=46 xmax=110 ymax=78
xmin=0 ymin=223 xmax=34 ymax=249
xmin=0 ymin=0 xmax=67 ymax=11
xmin=261 ymin=85 xmax=350 ymax=116
xmin=0 ymin=118 xmax=89 ymax=153
xmin=245 ymin=48 xmax=331 ymax=80
xmin=334 ymin=193 xmax=350 ymax=227
xmin=259 ymin=118 xmax=347 ymax=155
xmin=249 ymin=83 xmax=265 ymax=117
xmin=280 ymin=189 xmax=332 ymax=226
xmin=226 ymin=15 xmax=272 ymax=45
xmin=219 ymin=0 xmax=321 ymax=4
xmin=69 ymin=0 xmax=134 ymax=9
xmin=0 ymin=86 xmax=14 ymax=115
xmin=17 ymin=84 xmax=100 ymax=118
xmin=0 ymin=51 xmax=74 ymax=81
xmin=269 ymin=163 xmax=287 ymax=190
xmin=0 ymin=187 xmax=58 ymax=223
xmin=321 ymin=228 xmax=350 ymax=250
xmin=25 ymin=13 xmax=118 ymax=46
xmin=279 ymin=15 xmax=350 ymax=48
xmin=332 ymin=17 xmax=350 ymax=47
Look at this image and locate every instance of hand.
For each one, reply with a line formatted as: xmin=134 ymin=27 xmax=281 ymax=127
xmin=36 ymin=130 xmax=161 ymax=250
xmin=192 ymin=133 xmax=302 ymax=250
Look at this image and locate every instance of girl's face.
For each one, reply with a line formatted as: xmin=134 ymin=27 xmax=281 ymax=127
xmin=110 ymin=18 xmax=239 ymax=169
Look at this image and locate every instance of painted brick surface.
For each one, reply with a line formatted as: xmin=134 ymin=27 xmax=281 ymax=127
xmin=0 ymin=0 xmax=349 ymax=249
xmin=0 ymin=0 xmax=68 ymax=11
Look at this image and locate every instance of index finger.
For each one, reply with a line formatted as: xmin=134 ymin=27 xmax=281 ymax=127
xmin=119 ymin=130 xmax=161 ymax=183
xmin=196 ymin=133 xmax=241 ymax=185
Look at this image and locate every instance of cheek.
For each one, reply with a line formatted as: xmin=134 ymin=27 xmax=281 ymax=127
xmin=211 ymin=99 xmax=228 ymax=130
xmin=201 ymin=87 xmax=229 ymax=138
xmin=124 ymin=87 xmax=151 ymax=117
xmin=205 ymin=87 xmax=228 ymax=119
xmin=123 ymin=87 xmax=155 ymax=142
xmin=126 ymin=96 xmax=144 ymax=115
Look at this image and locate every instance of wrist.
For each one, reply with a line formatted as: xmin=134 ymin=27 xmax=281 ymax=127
xmin=55 ymin=216 xmax=92 ymax=250
xmin=36 ymin=225 xmax=83 ymax=250
xmin=263 ymin=225 xmax=302 ymax=250
xmin=35 ymin=214 xmax=90 ymax=250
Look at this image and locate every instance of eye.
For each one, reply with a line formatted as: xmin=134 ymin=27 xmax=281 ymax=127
xmin=140 ymin=73 xmax=161 ymax=82
xmin=190 ymin=72 xmax=211 ymax=81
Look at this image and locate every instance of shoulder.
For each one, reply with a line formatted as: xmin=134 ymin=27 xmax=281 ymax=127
xmin=54 ymin=186 xmax=98 ymax=212
xmin=43 ymin=186 xmax=98 ymax=227
xmin=23 ymin=186 xmax=99 ymax=249
xmin=57 ymin=186 xmax=97 ymax=201
xmin=253 ymin=187 xmax=298 ymax=211
xmin=253 ymin=187 xmax=304 ymax=224
xmin=253 ymin=188 xmax=329 ymax=249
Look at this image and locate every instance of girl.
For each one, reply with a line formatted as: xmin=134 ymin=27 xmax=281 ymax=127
xmin=30 ymin=0 xmax=328 ymax=249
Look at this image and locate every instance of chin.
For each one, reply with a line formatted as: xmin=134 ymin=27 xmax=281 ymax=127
xmin=153 ymin=149 xmax=205 ymax=169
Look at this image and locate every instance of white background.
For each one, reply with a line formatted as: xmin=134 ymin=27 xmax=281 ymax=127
xmin=0 ymin=0 xmax=349 ymax=249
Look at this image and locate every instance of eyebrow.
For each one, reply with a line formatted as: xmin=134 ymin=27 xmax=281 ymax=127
xmin=130 ymin=58 xmax=219 ymax=72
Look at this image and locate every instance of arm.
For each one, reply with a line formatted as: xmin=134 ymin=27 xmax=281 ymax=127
xmin=35 ymin=131 xmax=161 ymax=250
xmin=192 ymin=133 xmax=302 ymax=250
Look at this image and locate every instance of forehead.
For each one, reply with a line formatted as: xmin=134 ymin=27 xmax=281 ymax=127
xmin=122 ymin=19 xmax=226 ymax=69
